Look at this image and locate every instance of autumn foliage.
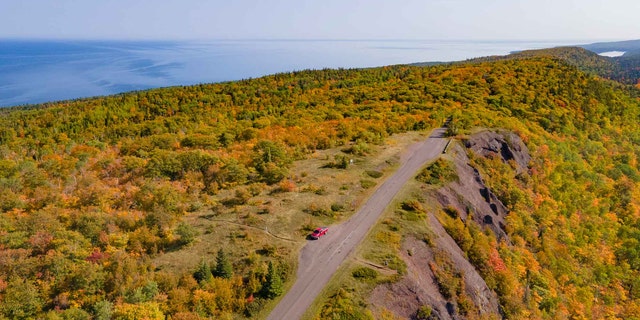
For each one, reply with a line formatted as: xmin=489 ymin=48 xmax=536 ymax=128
xmin=1 ymin=49 xmax=640 ymax=318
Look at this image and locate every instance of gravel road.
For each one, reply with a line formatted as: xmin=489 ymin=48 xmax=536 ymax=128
xmin=267 ymin=128 xmax=448 ymax=320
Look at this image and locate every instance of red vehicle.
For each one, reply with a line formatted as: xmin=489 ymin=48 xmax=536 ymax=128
xmin=310 ymin=227 xmax=329 ymax=240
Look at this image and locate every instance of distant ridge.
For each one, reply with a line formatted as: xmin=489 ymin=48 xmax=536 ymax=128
xmin=580 ymin=39 xmax=640 ymax=56
xmin=471 ymin=46 xmax=618 ymax=78
xmin=412 ymin=39 xmax=640 ymax=85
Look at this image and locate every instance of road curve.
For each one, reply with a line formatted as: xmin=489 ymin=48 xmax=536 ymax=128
xmin=267 ymin=128 xmax=448 ymax=320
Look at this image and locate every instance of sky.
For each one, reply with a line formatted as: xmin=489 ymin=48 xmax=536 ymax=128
xmin=1 ymin=0 xmax=639 ymax=41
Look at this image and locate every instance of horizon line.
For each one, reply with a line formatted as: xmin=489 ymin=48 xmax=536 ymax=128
xmin=0 ymin=36 xmax=633 ymax=43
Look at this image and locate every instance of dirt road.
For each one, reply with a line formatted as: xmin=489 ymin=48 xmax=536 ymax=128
xmin=267 ymin=128 xmax=448 ymax=320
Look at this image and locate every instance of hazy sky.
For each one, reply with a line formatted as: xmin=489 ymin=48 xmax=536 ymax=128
xmin=1 ymin=0 xmax=638 ymax=41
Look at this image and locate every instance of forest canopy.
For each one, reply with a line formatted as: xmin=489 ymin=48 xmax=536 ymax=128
xmin=1 ymin=48 xmax=640 ymax=318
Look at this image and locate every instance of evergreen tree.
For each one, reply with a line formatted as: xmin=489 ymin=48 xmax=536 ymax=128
xmin=214 ymin=249 xmax=233 ymax=279
xmin=193 ymin=259 xmax=212 ymax=283
xmin=262 ymin=261 xmax=283 ymax=299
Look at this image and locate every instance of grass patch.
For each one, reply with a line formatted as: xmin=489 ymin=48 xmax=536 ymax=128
xmin=398 ymin=209 xmax=424 ymax=222
xmin=301 ymin=184 xmax=327 ymax=195
xmin=304 ymin=203 xmax=335 ymax=218
xmin=365 ymin=252 xmax=406 ymax=276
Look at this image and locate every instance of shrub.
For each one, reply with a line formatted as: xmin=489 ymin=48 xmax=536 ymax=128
xmin=443 ymin=205 xmax=459 ymax=218
xmin=187 ymin=201 xmax=203 ymax=212
xmin=301 ymin=222 xmax=316 ymax=233
xmin=234 ymin=188 xmax=252 ymax=204
xmin=371 ymin=253 xmax=406 ymax=275
xmin=416 ymin=158 xmax=457 ymax=185
xmin=316 ymin=288 xmax=372 ymax=319
xmin=429 ymin=249 xmax=464 ymax=300
xmin=360 ymin=179 xmax=376 ymax=189
xmin=249 ymin=140 xmax=292 ymax=184
xmin=275 ymin=179 xmax=296 ymax=193
xmin=322 ymin=155 xmax=350 ymax=169
xmin=314 ymin=186 xmax=328 ymax=195
xmin=175 ymin=222 xmax=198 ymax=246
xmin=365 ymin=170 xmax=383 ymax=178
xmin=375 ymin=230 xmax=401 ymax=249
xmin=331 ymin=203 xmax=345 ymax=212
xmin=113 ymin=302 xmax=164 ymax=320
xmin=457 ymin=293 xmax=477 ymax=316
xmin=416 ymin=305 xmax=432 ymax=320
xmin=259 ymin=245 xmax=277 ymax=257
xmin=401 ymin=200 xmax=424 ymax=212
xmin=352 ymin=267 xmax=378 ymax=281
xmin=60 ymin=307 xmax=91 ymax=320
xmin=260 ymin=162 xmax=289 ymax=184
xmin=93 ymin=300 xmax=114 ymax=320
xmin=248 ymin=183 xmax=266 ymax=196
xmin=244 ymin=297 xmax=266 ymax=318
xmin=343 ymin=140 xmax=370 ymax=155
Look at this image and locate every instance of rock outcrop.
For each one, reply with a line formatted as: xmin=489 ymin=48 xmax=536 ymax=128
xmin=437 ymin=130 xmax=531 ymax=242
xmin=464 ymin=130 xmax=530 ymax=174
xmin=370 ymin=129 xmax=531 ymax=319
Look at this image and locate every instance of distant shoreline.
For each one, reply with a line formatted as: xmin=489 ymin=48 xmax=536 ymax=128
xmin=0 ymin=39 xmax=630 ymax=107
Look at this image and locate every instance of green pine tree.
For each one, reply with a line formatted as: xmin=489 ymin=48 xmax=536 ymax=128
xmin=262 ymin=261 xmax=283 ymax=299
xmin=193 ymin=258 xmax=212 ymax=283
xmin=214 ymin=249 xmax=233 ymax=279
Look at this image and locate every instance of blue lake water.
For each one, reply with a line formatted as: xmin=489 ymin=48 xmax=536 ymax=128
xmin=0 ymin=39 xmax=583 ymax=107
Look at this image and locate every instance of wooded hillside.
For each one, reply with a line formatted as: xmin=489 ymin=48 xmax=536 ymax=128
xmin=1 ymin=49 xmax=640 ymax=319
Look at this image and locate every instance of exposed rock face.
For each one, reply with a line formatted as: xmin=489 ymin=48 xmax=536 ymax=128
xmin=437 ymin=130 xmax=531 ymax=242
xmin=370 ymin=229 xmax=501 ymax=320
xmin=427 ymin=130 xmax=530 ymax=314
xmin=464 ymin=130 xmax=531 ymax=174
xmin=436 ymin=142 xmax=510 ymax=242
xmin=370 ymin=129 xmax=530 ymax=319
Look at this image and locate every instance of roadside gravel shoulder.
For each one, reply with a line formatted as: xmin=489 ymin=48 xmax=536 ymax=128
xmin=267 ymin=128 xmax=448 ymax=320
